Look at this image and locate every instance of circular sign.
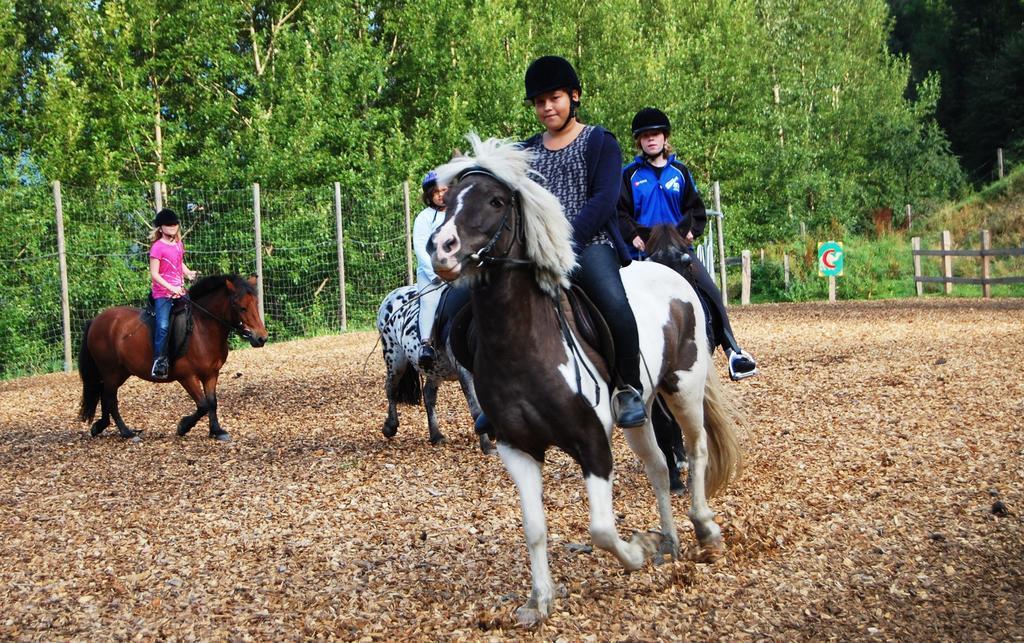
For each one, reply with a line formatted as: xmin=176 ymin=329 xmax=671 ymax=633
xmin=818 ymin=241 xmax=844 ymax=277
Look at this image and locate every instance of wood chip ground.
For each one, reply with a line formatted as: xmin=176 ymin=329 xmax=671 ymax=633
xmin=1 ymin=298 xmax=1022 ymax=640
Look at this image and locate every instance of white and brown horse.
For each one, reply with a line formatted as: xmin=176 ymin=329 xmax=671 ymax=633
xmin=429 ymin=136 xmax=742 ymax=626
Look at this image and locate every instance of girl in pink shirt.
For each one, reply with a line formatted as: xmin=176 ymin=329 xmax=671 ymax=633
xmin=148 ymin=208 xmax=196 ymax=378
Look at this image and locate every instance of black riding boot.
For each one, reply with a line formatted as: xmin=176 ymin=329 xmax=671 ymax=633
xmin=151 ymin=352 xmax=169 ymax=379
xmin=721 ymin=328 xmax=758 ymax=381
xmin=613 ymin=384 xmax=647 ymax=428
xmin=417 ymin=342 xmax=436 ymax=371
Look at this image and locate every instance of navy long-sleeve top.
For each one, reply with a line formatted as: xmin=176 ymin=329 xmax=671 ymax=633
xmin=523 ymin=126 xmax=633 ymax=266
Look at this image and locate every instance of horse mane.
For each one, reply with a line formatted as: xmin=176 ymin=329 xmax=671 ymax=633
xmin=188 ymin=274 xmax=253 ymax=300
xmin=646 ymin=224 xmax=687 ymax=257
xmin=434 ymin=133 xmax=577 ymax=296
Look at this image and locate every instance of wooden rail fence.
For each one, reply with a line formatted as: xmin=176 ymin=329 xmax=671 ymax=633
xmin=912 ymin=229 xmax=1024 ymax=298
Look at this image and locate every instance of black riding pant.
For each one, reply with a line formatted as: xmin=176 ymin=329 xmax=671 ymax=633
xmin=687 ymin=248 xmax=739 ymax=354
xmin=572 ymin=243 xmax=642 ymax=390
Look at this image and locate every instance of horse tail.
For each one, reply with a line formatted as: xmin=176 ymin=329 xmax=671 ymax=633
xmin=78 ymin=319 xmax=102 ymax=423
xmin=394 ymin=362 xmax=422 ymax=405
xmin=701 ymin=365 xmax=743 ymax=497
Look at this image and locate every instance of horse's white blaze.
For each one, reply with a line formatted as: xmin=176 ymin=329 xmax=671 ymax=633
xmin=453 ymin=182 xmax=473 ymax=217
xmin=557 ymin=332 xmax=613 ymax=432
xmin=497 ymin=443 xmax=553 ymax=613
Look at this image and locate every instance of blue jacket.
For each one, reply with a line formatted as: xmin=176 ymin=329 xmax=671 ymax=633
xmin=523 ymin=126 xmax=632 ymax=267
xmin=617 ymin=154 xmax=707 ymax=259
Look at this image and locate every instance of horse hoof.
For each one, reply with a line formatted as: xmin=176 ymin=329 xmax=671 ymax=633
xmin=515 ymin=601 xmax=549 ymax=628
xmin=429 ymin=434 xmax=447 ymax=446
xmin=210 ymin=432 xmax=232 ymax=442
xmin=382 ymin=423 xmax=398 ymax=439
xmin=629 ymin=530 xmax=664 ymax=562
xmin=697 ymin=542 xmax=726 ymax=564
xmin=177 ymin=422 xmax=193 ymax=437
xmin=89 ymin=423 xmax=106 ymax=437
xmin=479 ymin=438 xmax=495 ymax=455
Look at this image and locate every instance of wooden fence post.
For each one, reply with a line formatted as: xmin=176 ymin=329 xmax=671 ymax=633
xmin=404 ymin=180 xmax=414 ymax=286
xmin=783 ymin=253 xmax=790 ymax=288
xmin=828 ymin=275 xmax=836 ymax=303
xmin=941 ymin=230 xmax=953 ymax=294
xmin=911 ymin=236 xmax=923 ymax=297
xmin=741 ymin=250 xmax=751 ymax=306
xmin=905 ymin=204 xmax=912 ymax=230
xmin=997 ymin=148 xmax=1004 ymax=180
xmin=53 ymin=181 xmax=72 ymax=372
xmin=981 ymin=229 xmax=991 ymax=299
xmin=334 ymin=182 xmax=347 ymax=331
xmin=713 ymin=181 xmax=728 ymax=307
xmin=252 ymin=183 xmax=265 ymax=321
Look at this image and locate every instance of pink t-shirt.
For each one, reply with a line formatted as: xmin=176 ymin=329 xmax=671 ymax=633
xmin=150 ymin=238 xmax=185 ymax=298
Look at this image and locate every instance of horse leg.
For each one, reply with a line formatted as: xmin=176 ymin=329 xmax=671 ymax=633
xmin=382 ymin=364 xmax=402 ymax=439
xmin=652 ymin=396 xmax=685 ymax=495
xmin=456 ymin=366 xmax=492 ymax=455
xmin=661 ymin=385 xmax=723 ymax=560
xmin=202 ymin=375 xmax=229 ymax=441
xmin=176 ymin=375 xmax=208 ymax=437
xmin=621 ymin=419 xmax=680 ymax=559
xmin=497 ymin=443 xmax=554 ymax=627
xmin=580 ymin=437 xmax=664 ymax=572
xmin=104 ymin=382 xmax=139 ymax=441
xmin=90 ymin=396 xmax=111 ymax=437
xmin=423 ymin=377 xmax=445 ymax=445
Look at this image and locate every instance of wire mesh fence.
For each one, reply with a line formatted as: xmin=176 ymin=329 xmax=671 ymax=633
xmin=1 ymin=182 xmax=409 ymax=379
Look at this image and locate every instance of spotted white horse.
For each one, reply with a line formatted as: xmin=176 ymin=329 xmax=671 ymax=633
xmin=376 ymin=285 xmax=492 ymax=454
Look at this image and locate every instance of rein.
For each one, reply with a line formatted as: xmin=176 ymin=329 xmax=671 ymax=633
xmin=187 ymin=295 xmax=253 ymax=341
xmin=455 ymin=167 xmax=603 ymax=406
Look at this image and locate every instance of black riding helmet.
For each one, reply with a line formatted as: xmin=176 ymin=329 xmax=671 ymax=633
xmin=524 ymin=56 xmax=582 ymax=133
xmin=631 ymin=107 xmax=671 ymax=137
xmin=524 ymin=55 xmax=582 ymax=101
xmin=153 ymin=208 xmax=179 ymax=227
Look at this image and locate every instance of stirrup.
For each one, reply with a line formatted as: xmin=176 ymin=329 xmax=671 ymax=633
xmin=612 ymin=386 xmax=647 ymax=428
xmin=728 ymin=350 xmax=758 ymax=381
xmin=151 ymin=356 xmax=169 ymax=380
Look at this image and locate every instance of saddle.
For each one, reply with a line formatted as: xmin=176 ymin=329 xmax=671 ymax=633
xmin=142 ymin=296 xmax=194 ymax=360
xmin=449 ymin=284 xmax=616 ymax=380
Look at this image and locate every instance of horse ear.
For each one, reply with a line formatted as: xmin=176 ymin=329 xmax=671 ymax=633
xmin=450 ymin=149 xmax=463 ymax=159
xmin=247 ymin=275 xmax=258 ymax=288
xmin=225 ymin=278 xmax=236 ymax=293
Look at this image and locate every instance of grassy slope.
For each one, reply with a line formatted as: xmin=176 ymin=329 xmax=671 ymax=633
xmin=730 ymin=166 xmax=1024 ymax=303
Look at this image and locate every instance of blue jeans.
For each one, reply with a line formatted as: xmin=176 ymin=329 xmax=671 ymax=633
xmin=153 ymin=297 xmax=173 ymax=358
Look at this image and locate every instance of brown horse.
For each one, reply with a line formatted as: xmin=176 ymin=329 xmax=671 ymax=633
xmin=78 ymin=274 xmax=269 ymax=442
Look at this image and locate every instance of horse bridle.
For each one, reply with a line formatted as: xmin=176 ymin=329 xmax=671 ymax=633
xmin=187 ymin=296 xmax=256 ymax=341
xmin=454 ymin=167 xmax=532 ymax=269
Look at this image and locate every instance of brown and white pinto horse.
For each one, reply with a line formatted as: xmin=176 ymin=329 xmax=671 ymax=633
xmin=78 ymin=274 xmax=269 ymax=442
xmin=429 ymin=136 xmax=742 ymax=626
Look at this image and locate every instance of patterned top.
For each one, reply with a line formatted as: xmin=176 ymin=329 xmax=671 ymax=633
xmin=529 ymin=125 xmax=613 ymax=249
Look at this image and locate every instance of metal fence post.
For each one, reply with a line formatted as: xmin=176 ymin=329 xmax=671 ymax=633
xmin=53 ymin=181 xmax=72 ymax=372
xmin=404 ymin=180 xmax=414 ymax=286
xmin=334 ymin=182 xmax=347 ymax=331
xmin=253 ymin=183 xmax=265 ymax=320
xmin=713 ymin=181 xmax=728 ymax=307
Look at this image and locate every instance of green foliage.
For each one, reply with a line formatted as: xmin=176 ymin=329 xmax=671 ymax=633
xmin=1 ymin=0 xmax=994 ymax=376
